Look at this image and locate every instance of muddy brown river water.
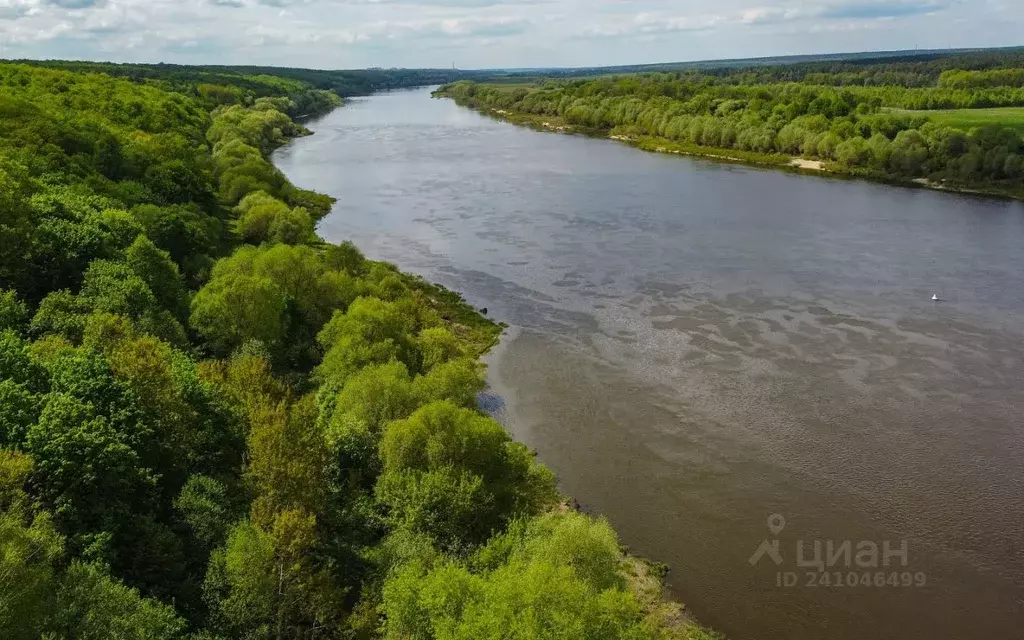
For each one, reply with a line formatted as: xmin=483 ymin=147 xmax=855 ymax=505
xmin=273 ymin=87 xmax=1024 ymax=640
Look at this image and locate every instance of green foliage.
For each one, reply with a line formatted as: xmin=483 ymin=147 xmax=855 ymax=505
xmin=204 ymin=520 xmax=277 ymax=637
xmin=234 ymin=191 xmax=316 ymax=245
xmin=130 ymin=203 xmax=221 ymax=285
xmin=174 ymin=474 xmax=237 ymax=550
xmin=417 ymin=326 xmax=464 ymax=372
xmin=191 ymin=243 xmax=361 ymax=364
xmin=438 ymin=60 xmax=1024 ymax=191
xmin=27 ymin=381 xmax=158 ymax=546
xmin=0 ymin=59 xmax=709 ymax=640
xmin=205 ymin=513 xmax=344 ymax=639
xmin=332 ymin=361 xmax=420 ymax=434
xmin=0 ymin=332 xmax=49 ymax=447
xmin=190 ymin=272 xmax=288 ymax=354
xmin=475 ymin=512 xmax=625 ymax=591
xmin=0 ymin=330 xmax=48 ymax=392
xmin=324 ymin=239 xmax=368 ymax=276
xmin=0 ymin=290 xmax=28 ymax=332
xmin=0 ymin=450 xmax=64 ymax=639
xmin=32 ymin=258 xmax=187 ymax=346
xmin=246 ymin=396 xmax=329 ymax=526
xmin=413 ymin=358 xmax=486 ymax=409
xmin=381 ymin=512 xmax=651 ymax=640
xmin=125 ymin=235 xmax=190 ymax=321
xmin=0 ymin=379 xmax=45 ymax=447
xmin=317 ymin=296 xmax=417 ymax=385
xmin=378 ymin=401 xmax=557 ymax=547
xmin=891 ymin=106 xmax=1024 ymax=134
xmin=0 ymin=462 xmax=188 ymax=639
xmin=54 ymin=561 xmax=188 ymax=639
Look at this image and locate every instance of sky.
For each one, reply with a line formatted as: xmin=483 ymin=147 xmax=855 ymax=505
xmin=0 ymin=0 xmax=1020 ymax=70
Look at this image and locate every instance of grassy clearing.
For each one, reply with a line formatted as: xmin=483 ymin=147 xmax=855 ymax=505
xmin=486 ymin=80 xmax=541 ymax=90
xmin=894 ymin=107 xmax=1024 ymax=133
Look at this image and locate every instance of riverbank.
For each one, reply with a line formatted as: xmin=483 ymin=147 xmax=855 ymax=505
xmin=438 ymin=96 xmax=1024 ymax=202
xmin=282 ymin=101 xmax=728 ymax=640
xmin=274 ymin=85 xmax=1024 ymax=640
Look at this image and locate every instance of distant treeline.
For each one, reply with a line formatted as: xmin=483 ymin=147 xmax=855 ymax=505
xmin=17 ymin=60 xmax=493 ymax=98
xmin=437 ymin=50 xmax=1024 ymax=194
xmin=495 ymin=47 xmax=1024 ymax=83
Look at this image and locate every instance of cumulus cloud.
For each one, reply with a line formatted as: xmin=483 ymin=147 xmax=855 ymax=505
xmin=819 ymin=1 xmax=949 ymax=19
xmin=739 ymin=7 xmax=800 ymax=25
xmin=0 ymin=0 xmax=1014 ymax=69
xmin=45 ymin=0 xmax=106 ymax=8
xmin=579 ymin=12 xmax=724 ymax=39
xmin=0 ymin=0 xmax=39 ymax=20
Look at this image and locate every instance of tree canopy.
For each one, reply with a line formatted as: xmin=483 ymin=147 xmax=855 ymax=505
xmin=0 ymin=60 xmax=710 ymax=640
xmin=437 ymin=50 xmax=1024 ymax=195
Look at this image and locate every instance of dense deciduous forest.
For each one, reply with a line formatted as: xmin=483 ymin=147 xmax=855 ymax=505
xmin=497 ymin=47 xmax=1024 ymax=83
xmin=437 ymin=50 xmax=1024 ymax=196
xmin=0 ymin=62 xmax=719 ymax=639
xmin=19 ymin=60 xmax=492 ymax=99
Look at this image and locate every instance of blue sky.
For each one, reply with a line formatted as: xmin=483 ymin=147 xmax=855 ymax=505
xmin=0 ymin=0 xmax=1019 ymax=69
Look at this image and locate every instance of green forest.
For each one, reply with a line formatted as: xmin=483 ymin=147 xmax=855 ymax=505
xmin=0 ymin=62 xmax=719 ymax=639
xmin=436 ymin=50 xmax=1024 ymax=197
xmin=18 ymin=61 xmax=492 ymax=99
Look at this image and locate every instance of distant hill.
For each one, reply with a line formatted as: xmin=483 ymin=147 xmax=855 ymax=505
xmin=481 ymin=46 xmax=1024 ymax=79
xmin=12 ymin=46 xmax=1024 ymax=95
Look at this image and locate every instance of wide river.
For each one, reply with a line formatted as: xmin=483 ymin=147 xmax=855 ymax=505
xmin=274 ymin=87 xmax=1024 ymax=640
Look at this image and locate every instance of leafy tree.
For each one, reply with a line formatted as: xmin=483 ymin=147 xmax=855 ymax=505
xmin=0 ymin=289 xmax=28 ymax=332
xmin=417 ymin=326 xmax=463 ymax=372
xmin=198 ymin=351 xmax=287 ymax=425
xmin=174 ymin=474 xmax=239 ymax=551
xmin=331 ymin=361 xmax=419 ymax=434
xmin=413 ymin=358 xmax=485 ymax=409
xmin=0 ymin=58 xmax=719 ymax=640
xmin=130 ymin=203 xmax=220 ymax=285
xmin=377 ymin=401 xmax=557 ymax=547
xmin=52 ymin=561 xmax=188 ymax=639
xmin=317 ymin=297 xmax=417 ymax=385
xmin=0 ymin=379 xmax=45 ymax=448
xmin=234 ymin=191 xmax=315 ymax=245
xmin=27 ymin=391 xmax=157 ymax=551
xmin=205 ymin=512 xmax=344 ymax=639
xmin=381 ymin=512 xmax=651 ymax=640
xmin=190 ymin=273 xmax=287 ymax=354
xmin=125 ymin=235 xmax=190 ymax=322
xmin=193 ymin=244 xmax=360 ymax=365
xmin=0 ymin=450 xmax=64 ymax=639
xmin=204 ymin=520 xmax=277 ymax=638
xmin=324 ymin=240 xmax=368 ymax=276
xmin=32 ymin=259 xmax=186 ymax=345
xmin=438 ymin=67 xmax=1024 ymax=190
xmin=0 ymin=331 xmax=49 ymax=448
xmin=246 ymin=395 xmax=329 ymax=527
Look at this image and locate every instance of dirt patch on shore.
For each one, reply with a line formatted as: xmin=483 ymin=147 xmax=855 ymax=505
xmin=790 ymin=158 xmax=825 ymax=171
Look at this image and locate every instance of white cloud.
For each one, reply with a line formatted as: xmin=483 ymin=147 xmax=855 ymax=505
xmin=0 ymin=0 xmax=42 ymax=20
xmin=0 ymin=0 xmax=1016 ymax=68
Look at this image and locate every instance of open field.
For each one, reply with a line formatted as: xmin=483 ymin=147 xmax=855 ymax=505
xmin=894 ymin=107 xmax=1024 ymax=133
